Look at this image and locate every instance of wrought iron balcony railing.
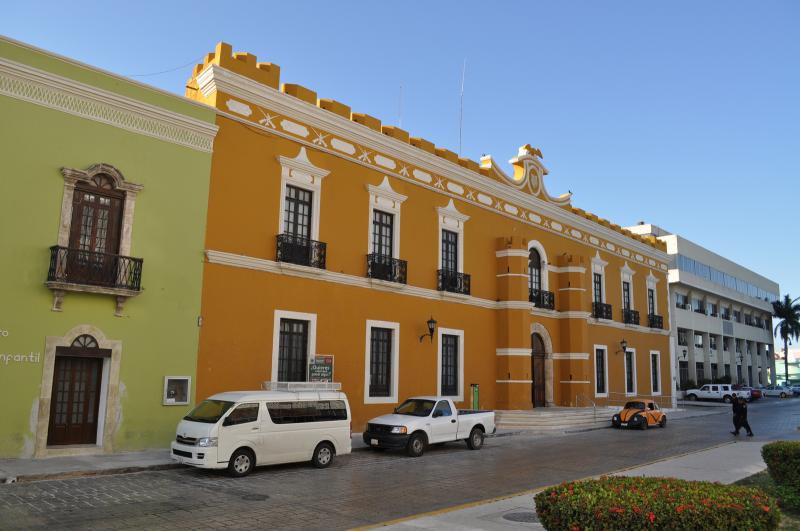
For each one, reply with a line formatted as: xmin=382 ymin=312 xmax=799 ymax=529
xmin=648 ymin=313 xmax=664 ymax=329
xmin=529 ymin=288 xmax=555 ymax=310
xmin=623 ymin=308 xmax=640 ymax=325
xmin=47 ymin=245 xmax=143 ymax=291
xmin=592 ymin=301 xmax=613 ymax=320
xmin=437 ymin=269 xmax=470 ymax=295
xmin=366 ymin=254 xmax=407 ymax=284
xmin=276 ymin=234 xmax=326 ymax=269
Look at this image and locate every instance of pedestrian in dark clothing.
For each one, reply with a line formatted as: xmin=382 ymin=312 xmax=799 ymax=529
xmin=730 ymin=400 xmax=741 ymax=435
xmin=732 ymin=397 xmax=754 ymax=436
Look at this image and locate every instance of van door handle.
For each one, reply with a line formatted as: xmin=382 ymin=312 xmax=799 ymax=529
xmin=251 ymin=427 xmax=259 ymax=431
xmin=450 ymin=419 xmax=456 ymax=423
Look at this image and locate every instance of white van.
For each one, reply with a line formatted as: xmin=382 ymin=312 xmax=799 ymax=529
xmin=170 ymin=386 xmax=351 ymax=477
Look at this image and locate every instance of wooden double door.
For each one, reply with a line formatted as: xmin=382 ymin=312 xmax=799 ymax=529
xmin=532 ymin=333 xmax=546 ymax=408
xmin=47 ymin=350 xmax=106 ymax=446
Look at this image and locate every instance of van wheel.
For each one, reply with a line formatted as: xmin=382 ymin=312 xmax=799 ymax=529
xmin=312 ymin=442 xmax=335 ymax=468
xmin=228 ymin=448 xmax=255 ymax=477
xmin=723 ymin=395 xmax=732 ymax=403
xmin=406 ymin=433 xmax=426 ymax=458
xmin=466 ymin=427 xmax=484 ymax=450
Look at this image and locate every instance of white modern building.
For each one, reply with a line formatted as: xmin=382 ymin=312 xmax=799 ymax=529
xmin=626 ymin=223 xmax=779 ymax=392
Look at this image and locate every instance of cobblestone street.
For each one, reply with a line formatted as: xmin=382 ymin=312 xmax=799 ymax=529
xmin=1 ymin=400 xmax=798 ymax=530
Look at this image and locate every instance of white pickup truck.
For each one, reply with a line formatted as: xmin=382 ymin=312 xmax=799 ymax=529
xmin=362 ymin=396 xmax=496 ymax=457
xmin=684 ymin=384 xmax=751 ymax=403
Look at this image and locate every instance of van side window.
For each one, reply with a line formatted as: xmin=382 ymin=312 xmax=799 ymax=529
xmin=226 ymin=403 xmax=260 ymax=425
xmin=267 ymin=400 xmax=348 ymax=424
xmin=434 ymin=400 xmax=452 ymax=417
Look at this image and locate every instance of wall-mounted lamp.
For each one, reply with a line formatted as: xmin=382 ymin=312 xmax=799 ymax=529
xmin=681 ymin=348 xmax=688 ymax=360
xmin=419 ymin=316 xmax=437 ymax=343
xmin=616 ymin=338 xmax=629 ymax=355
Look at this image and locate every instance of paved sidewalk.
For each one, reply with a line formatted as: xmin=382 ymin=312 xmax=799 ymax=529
xmin=378 ymin=441 xmax=769 ymax=530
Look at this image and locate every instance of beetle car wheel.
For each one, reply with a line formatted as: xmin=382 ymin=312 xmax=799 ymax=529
xmin=466 ymin=427 xmax=484 ymax=450
xmin=228 ymin=448 xmax=254 ymax=477
xmin=640 ymin=419 xmax=648 ymax=430
xmin=312 ymin=442 xmax=335 ymax=468
xmin=406 ymin=433 xmax=426 ymax=458
xmin=659 ymin=417 xmax=667 ymax=428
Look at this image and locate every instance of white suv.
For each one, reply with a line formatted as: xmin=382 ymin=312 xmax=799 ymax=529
xmin=684 ymin=384 xmax=750 ymax=403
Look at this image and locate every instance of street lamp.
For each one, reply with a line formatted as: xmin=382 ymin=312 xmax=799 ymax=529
xmin=616 ymin=339 xmax=629 ymax=355
xmin=419 ymin=316 xmax=437 ymax=343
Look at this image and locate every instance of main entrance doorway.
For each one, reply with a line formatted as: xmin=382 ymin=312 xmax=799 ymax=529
xmin=47 ymin=335 xmax=108 ymax=446
xmin=531 ymin=333 xmax=546 ymax=407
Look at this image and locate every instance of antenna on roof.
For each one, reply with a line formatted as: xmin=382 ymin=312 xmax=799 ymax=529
xmin=398 ymin=84 xmax=403 ymax=129
xmin=458 ymin=58 xmax=466 ymax=155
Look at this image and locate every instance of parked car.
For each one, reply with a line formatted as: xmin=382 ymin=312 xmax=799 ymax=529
xmin=171 ymin=389 xmax=352 ymax=477
xmin=363 ymin=397 xmax=495 ymax=457
xmin=611 ymin=399 xmax=666 ymax=429
xmin=740 ymin=386 xmax=762 ymax=400
xmin=762 ymin=385 xmax=794 ymax=398
xmin=684 ymin=384 xmax=750 ymax=403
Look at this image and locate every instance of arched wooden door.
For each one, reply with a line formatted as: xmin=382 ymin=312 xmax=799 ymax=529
xmin=531 ymin=333 xmax=546 ymax=408
xmin=47 ymin=335 xmax=109 ymax=446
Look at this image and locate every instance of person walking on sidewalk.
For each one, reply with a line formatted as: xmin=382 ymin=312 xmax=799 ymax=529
xmin=731 ymin=396 xmax=754 ymax=437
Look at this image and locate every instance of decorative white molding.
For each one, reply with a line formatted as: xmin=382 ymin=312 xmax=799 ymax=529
xmin=496 ymin=379 xmax=533 ymax=384
xmin=271 ymin=310 xmax=317 ymax=382
xmin=496 ymin=348 xmax=531 ymax=357
xmin=495 ymin=249 xmax=529 ymax=258
xmin=367 ymin=176 xmax=406 ymax=257
xmin=621 ymin=261 xmax=636 ymax=311
xmin=551 ymin=353 xmax=590 ymax=360
xmin=591 ymin=251 xmax=608 ymax=303
xmin=559 ymin=380 xmax=590 ymax=384
xmin=593 ymin=344 xmax=609 ymax=398
xmin=0 ymin=57 xmax=217 ymax=152
xmin=437 ymin=328 xmax=465 ymax=402
xmin=527 ymin=240 xmax=549 ymax=291
xmin=194 ymin=64 xmax=670 ymax=269
xmin=559 ymin=287 xmax=586 ymax=292
xmin=437 ymin=199 xmax=469 ymax=271
xmin=547 ymin=265 xmax=587 ymax=274
xmin=364 ymin=320 xmax=400 ymax=404
xmin=205 ymin=249 xmax=672 ymax=337
xmin=276 ymin=146 xmax=329 ymax=240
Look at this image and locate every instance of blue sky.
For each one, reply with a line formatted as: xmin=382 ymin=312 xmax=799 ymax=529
xmin=5 ymin=1 xmax=798 ymax=302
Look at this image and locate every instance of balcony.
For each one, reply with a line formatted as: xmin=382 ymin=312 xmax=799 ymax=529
xmin=592 ymin=301 xmax=613 ymax=320
xmin=437 ymin=269 xmax=470 ymax=295
xmin=276 ymin=234 xmax=326 ymax=269
xmin=648 ymin=313 xmax=664 ymax=329
xmin=622 ymin=308 xmax=640 ymax=325
xmin=693 ymin=307 xmax=706 ymax=315
xmin=676 ymin=302 xmax=688 ymax=310
xmin=366 ymin=254 xmax=407 ymax=284
xmin=47 ymin=245 xmax=143 ymax=291
xmin=529 ymin=288 xmax=555 ymax=310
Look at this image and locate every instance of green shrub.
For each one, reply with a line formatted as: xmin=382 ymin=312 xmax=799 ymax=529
xmin=762 ymin=441 xmax=800 ymax=489
xmin=534 ymin=476 xmax=780 ymax=530
xmin=775 ymin=484 xmax=800 ymax=513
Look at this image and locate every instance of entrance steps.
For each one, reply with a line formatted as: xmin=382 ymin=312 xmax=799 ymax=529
xmin=495 ymin=407 xmax=612 ymax=432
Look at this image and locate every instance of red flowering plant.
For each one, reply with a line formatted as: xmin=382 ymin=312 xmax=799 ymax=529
xmin=534 ymin=476 xmax=780 ymax=530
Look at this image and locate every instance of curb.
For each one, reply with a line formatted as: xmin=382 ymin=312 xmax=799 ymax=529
xmin=1 ymin=463 xmax=181 ymax=484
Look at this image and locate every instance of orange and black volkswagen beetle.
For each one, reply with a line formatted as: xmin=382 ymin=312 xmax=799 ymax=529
xmin=611 ymin=399 xmax=666 ymax=429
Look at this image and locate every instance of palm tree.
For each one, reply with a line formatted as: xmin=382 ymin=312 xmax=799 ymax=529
xmin=772 ymin=295 xmax=800 ymax=384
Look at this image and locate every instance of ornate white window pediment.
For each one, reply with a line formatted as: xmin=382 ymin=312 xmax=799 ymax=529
xmin=437 ymin=199 xmax=469 ymax=271
xmin=620 ymin=261 xmax=636 ymax=309
xmin=276 ymin=147 xmax=330 ymax=240
xmin=366 ymin=176 xmax=407 ymax=257
xmin=591 ymin=251 xmax=608 ymax=303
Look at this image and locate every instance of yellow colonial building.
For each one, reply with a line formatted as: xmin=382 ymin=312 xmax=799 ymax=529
xmin=187 ymin=43 xmax=674 ymax=429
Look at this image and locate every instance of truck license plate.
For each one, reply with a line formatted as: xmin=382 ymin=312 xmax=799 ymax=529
xmin=370 ymin=438 xmax=378 ymax=446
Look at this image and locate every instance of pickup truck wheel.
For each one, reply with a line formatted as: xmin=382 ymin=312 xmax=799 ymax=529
xmin=311 ymin=442 xmax=335 ymax=468
xmin=466 ymin=427 xmax=484 ymax=450
xmin=781 ymin=392 xmax=787 ymax=399
xmin=227 ymin=448 xmax=255 ymax=478
xmin=686 ymin=394 xmax=697 ymax=401
xmin=406 ymin=433 xmax=426 ymax=458
xmin=723 ymin=395 xmax=732 ymax=403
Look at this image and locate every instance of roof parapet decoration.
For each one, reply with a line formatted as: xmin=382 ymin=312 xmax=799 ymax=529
xmin=480 ymin=145 xmax=571 ymax=207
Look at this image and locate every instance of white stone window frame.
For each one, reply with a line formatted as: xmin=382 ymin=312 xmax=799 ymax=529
xmin=624 ymin=347 xmax=637 ymax=397
xmin=50 ymin=163 xmax=143 ymax=315
xmin=366 ymin=176 xmax=407 ymax=258
xmin=276 ymin=147 xmax=330 ymax=242
xmin=591 ymin=251 xmax=608 ymax=303
xmin=649 ymin=351 xmax=662 ymax=396
xmin=363 ymin=320 xmax=400 ymax=404
xmin=437 ymin=327 xmax=465 ymax=402
xmin=527 ymin=240 xmax=549 ymax=292
xmin=593 ymin=344 xmax=609 ymax=398
xmin=620 ymin=261 xmax=635 ymax=311
xmin=437 ymin=199 xmax=470 ymax=272
xmin=163 ymin=376 xmax=191 ymax=405
xmin=271 ymin=310 xmax=318 ymax=382
xmin=646 ymin=271 xmax=659 ymax=315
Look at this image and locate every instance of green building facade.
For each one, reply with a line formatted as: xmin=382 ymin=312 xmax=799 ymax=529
xmin=0 ymin=36 xmax=217 ymax=458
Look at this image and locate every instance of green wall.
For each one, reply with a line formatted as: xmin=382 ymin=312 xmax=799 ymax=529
xmin=0 ymin=40 xmax=215 ymax=457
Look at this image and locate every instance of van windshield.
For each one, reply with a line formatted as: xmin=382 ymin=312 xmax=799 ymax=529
xmin=395 ymin=399 xmax=436 ymax=417
xmin=183 ymin=400 xmax=235 ymax=423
